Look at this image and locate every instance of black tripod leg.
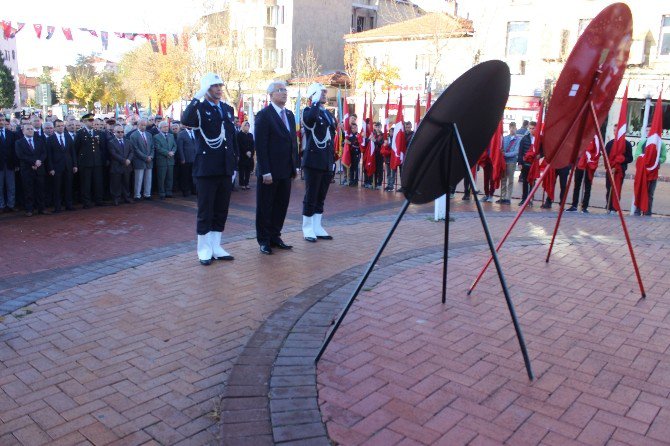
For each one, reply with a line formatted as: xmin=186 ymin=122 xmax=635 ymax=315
xmin=315 ymin=199 xmax=411 ymax=363
xmin=453 ymin=123 xmax=534 ymax=381
xmin=442 ymin=145 xmax=453 ymax=304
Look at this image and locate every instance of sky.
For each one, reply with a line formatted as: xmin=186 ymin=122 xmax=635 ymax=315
xmin=3 ymin=0 xmax=454 ymax=72
xmin=3 ymin=0 xmax=202 ymax=71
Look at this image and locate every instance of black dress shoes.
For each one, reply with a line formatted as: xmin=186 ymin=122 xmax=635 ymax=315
xmin=316 ymin=235 xmax=333 ymax=240
xmin=259 ymin=244 xmax=273 ymax=255
xmin=200 ymin=258 xmax=212 ymax=266
xmin=214 ymin=254 xmax=234 ymax=261
xmin=270 ymin=239 xmax=293 ymax=250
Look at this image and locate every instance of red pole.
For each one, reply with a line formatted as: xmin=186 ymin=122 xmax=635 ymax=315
xmin=467 ymin=165 xmax=551 ymax=295
xmin=589 ymin=102 xmax=646 ymax=298
xmin=545 ymin=163 xmax=577 ymax=262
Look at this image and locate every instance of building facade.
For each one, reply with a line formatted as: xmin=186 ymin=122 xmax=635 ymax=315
xmin=0 ymin=38 xmax=20 ymax=109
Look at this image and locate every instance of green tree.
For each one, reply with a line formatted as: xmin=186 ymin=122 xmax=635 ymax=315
xmin=358 ymin=59 xmax=400 ymax=101
xmin=60 ymin=56 xmax=104 ymax=110
xmin=100 ymin=71 xmax=127 ymax=109
xmin=0 ymin=53 xmax=16 ymax=109
xmin=37 ymin=66 xmax=59 ymax=105
xmin=119 ymin=40 xmax=195 ymax=112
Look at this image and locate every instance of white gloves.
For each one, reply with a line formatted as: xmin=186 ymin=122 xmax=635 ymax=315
xmin=306 ymin=82 xmax=325 ymax=105
xmin=195 ymin=86 xmax=209 ymax=101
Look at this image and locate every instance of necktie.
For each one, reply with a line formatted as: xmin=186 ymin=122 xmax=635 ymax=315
xmin=190 ymin=130 xmax=194 ymax=140
xmin=280 ymin=109 xmax=290 ymax=131
xmin=28 ymin=138 xmax=34 ymax=151
xmin=59 ymin=134 xmax=64 ymax=147
xmin=119 ymin=139 xmax=124 ymax=147
xmin=0 ymin=130 xmax=4 ymax=141
xmin=141 ymin=132 xmax=147 ymax=147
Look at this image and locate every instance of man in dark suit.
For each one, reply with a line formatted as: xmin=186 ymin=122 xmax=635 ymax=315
xmin=15 ymin=123 xmax=48 ymax=216
xmin=47 ymin=119 xmax=78 ymax=212
xmin=75 ymin=113 xmax=107 ymax=208
xmin=0 ymin=117 xmax=18 ymax=212
xmin=254 ymin=80 xmax=299 ymax=255
xmin=182 ymin=73 xmax=238 ymax=265
xmin=176 ymin=125 xmax=197 ymax=197
xmin=108 ymin=125 xmax=134 ymax=205
xmin=301 ymin=82 xmax=335 ymax=242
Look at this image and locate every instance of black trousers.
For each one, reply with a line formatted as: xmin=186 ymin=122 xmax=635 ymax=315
xmin=81 ymin=165 xmax=104 ymax=205
xmin=53 ymin=169 xmax=74 ymax=210
xmin=545 ymin=167 xmax=570 ymax=204
xmin=605 ymin=170 xmax=626 ymax=211
xmin=374 ymin=153 xmax=384 ymax=186
xmin=179 ymin=162 xmax=195 ymax=196
xmin=256 ymin=176 xmax=291 ymax=245
xmin=110 ymin=170 xmax=131 ymax=201
xmin=520 ymin=164 xmax=531 ymax=201
xmin=302 ymin=167 xmax=332 ymax=216
xmin=571 ymin=168 xmax=592 ymax=210
xmin=196 ymin=175 xmax=232 ymax=235
xmin=21 ymin=169 xmax=45 ymax=212
xmin=349 ymin=153 xmax=360 ymax=184
xmin=238 ymin=165 xmax=252 ymax=187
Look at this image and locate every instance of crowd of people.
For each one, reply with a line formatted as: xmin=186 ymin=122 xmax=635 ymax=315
xmin=0 ymin=111 xmax=258 ymax=216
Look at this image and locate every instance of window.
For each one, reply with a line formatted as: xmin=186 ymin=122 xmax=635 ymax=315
xmin=506 ymin=21 xmax=529 ymax=57
xmin=280 ymin=6 xmax=285 ymax=25
xmin=279 ymin=49 xmax=284 ymax=68
xmin=356 ymin=16 xmax=365 ymax=32
xmin=660 ymin=15 xmax=670 ymax=55
xmin=415 ymin=54 xmax=431 ymax=71
xmin=578 ymin=18 xmax=591 ymax=36
xmin=266 ymin=6 xmax=279 ymax=26
xmin=369 ymin=16 xmax=375 ymax=29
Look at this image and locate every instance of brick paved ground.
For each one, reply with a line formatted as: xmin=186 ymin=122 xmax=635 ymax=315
xmin=0 ymin=173 xmax=668 ymax=445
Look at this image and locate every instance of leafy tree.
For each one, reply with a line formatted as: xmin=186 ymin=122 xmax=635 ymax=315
xmin=0 ymin=53 xmax=16 ymax=109
xmin=100 ymin=71 xmax=127 ymax=109
xmin=119 ymin=40 xmax=195 ymax=113
xmin=60 ymin=56 xmax=104 ymax=110
xmin=37 ymin=66 xmax=59 ymax=105
xmin=358 ymin=59 xmax=400 ymax=101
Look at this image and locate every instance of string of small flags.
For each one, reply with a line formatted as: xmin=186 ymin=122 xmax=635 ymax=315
xmin=1 ymin=19 xmax=188 ymax=55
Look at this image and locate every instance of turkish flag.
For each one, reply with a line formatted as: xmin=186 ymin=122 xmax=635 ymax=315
xmin=489 ymin=121 xmax=505 ymax=189
xmin=364 ymin=94 xmax=376 ymax=177
xmin=2 ymin=21 xmax=12 ymax=39
xmin=426 ymin=90 xmax=432 ymax=112
xmin=237 ymin=97 xmax=245 ymax=125
xmin=525 ymin=101 xmax=544 ymax=183
xmin=608 ymin=85 xmax=628 ymax=211
xmin=413 ymin=93 xmax=421 ymax=131
xmin=390 ymin=94 xmax=406 ymax=170
xmin=33 ymin=24 xmax=42 ymax=38
xmin=62 ymin=27 xmax=73 ymax=41
xmin=634 ymin=94 xmax=664 ymax=213
xmin=577 ymin=135 xmax=600 ymax=181
xmin=159 ymin=34 xmax=167 ymax=55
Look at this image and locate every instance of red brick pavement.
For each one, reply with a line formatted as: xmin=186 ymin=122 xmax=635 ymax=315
xmin=317 ymin=214 xmax=670 ymax=445
xmin=0 ymin=174 xmax=668 ymax=445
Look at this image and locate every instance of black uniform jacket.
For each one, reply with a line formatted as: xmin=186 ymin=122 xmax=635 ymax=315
xmin=301 ymin=104 xmax=335 ymax=171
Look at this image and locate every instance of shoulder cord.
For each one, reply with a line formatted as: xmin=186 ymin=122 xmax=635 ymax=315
xmin=302 ymin=111 xmax=332 ymax=149
xmin=195 ymin=109 xmax=227 ymax=149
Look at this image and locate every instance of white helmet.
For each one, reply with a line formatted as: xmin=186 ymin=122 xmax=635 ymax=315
xmin=306 ymin=82 xmax=326 ymax=99
xmin=200 ymin=73 xmax=224 ymax=91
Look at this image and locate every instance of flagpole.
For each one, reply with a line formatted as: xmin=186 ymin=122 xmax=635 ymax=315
xmin=589 ymin=101 xmax=646 ymax=298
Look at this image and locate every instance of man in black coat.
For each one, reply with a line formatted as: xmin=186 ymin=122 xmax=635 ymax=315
xmin=47 ymin=119 xmax=78 ymax=212
xmin=0 ymin=117 xmax=18 ymax=212
xmin=75 ymin=113 xmax=107 ymax=208
xmin=108 ymin=125 xmax=134 ymax=205
xmin=181 ymin=73 xmax=238 ymax=265
xmin=176 ymin=125 xmax=198 ymax=197
xmin=15 ymin=124 xmax=48 ymax=216
xmin=254 ymin=80 xmax=299 ymax=255
xmin=604 ymin=123 xmax=633 ymax=212
xmin=301 ymin=82 xmax=335 ymax=242
xmin=236 ymin=121 xmax=255 ymax=190
xmin=516 ymin=121 xmax=536 ymax=205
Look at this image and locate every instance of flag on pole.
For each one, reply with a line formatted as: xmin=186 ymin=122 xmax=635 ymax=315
xmin=426 ymin=90 xmax=432 ymax=112
xmin=157 ymin=102 xmax=163 ymax=117
xmin=1 ymin=21 xmax=11 ymax=39
xmin=390 ymin=94 xmax=406 ymax=170
xmin=115 ymin=103 xmax=119 ymax=119
xmin=608 ymin=85 xmax=629 ymax=211
xmin=364 ymin=93 xmax=376 ymax=177
xmin=172 ymin=34 xmax=179 ymax=46
xmin=525 ymin=100 xmax=544 ymax=183
xmin=238 ymin=96 xmax=245 ymax=125
xmin=414 ymin=93 xmax=421 ymax=132
xmin=341 ymin=91 xmax=351 ymax=168
xmin=490 ymin=120 xmax=505 ymax=189
xmin=125 ymin=102 xmax=130 ymax=118
xmin=134 ymin=100 xmax=139 ymax=116
xmin=247 ymin=96 xmax=255 ymax=135
xmin=10 ymin=23 xmax=25 ymax=38
xmin=634 ymin=93 xmax=664 ymax=213
xmin=159 ymin=34 xmax=167 ymax=55
xmin=149 ymin=35 xmax=159 ymax=53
